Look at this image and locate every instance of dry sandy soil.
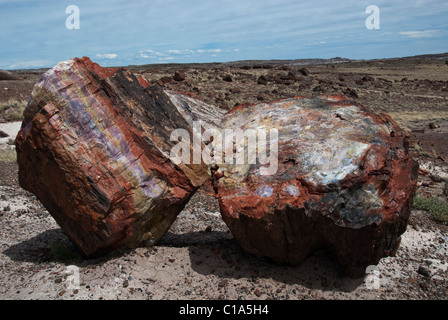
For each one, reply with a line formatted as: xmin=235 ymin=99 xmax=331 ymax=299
xmin=0 ymin=54 xmax=448 ymax=301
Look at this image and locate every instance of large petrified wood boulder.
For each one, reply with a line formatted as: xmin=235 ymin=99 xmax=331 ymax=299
xmin=216 ymin=95 xmax=418 ymax=277
xmin=15 ymin=57 xmax=215 ymax=256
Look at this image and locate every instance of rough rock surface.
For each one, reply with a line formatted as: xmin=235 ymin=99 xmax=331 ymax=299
xmin=15 ymin=57 xmax=212 ymax=256
xmin=0 ymin=69 xmax=20 ymax=81
xmin=216 ymin=95 xmax=419 ymax=277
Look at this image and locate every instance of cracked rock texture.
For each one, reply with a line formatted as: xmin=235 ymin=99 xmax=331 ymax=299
xmin=216 ymin=95 xmax=419 ymax=277
xmin=15 ymin=57 xmax=212 ymax=256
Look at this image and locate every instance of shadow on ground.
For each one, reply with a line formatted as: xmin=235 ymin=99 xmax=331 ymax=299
xmin=3 ymin=228 xmax=70 ymax=263
xmin=161 ymin=230 xmax=365 ymax=293
xmin=4 ymin=228 xmax=366 ymax=293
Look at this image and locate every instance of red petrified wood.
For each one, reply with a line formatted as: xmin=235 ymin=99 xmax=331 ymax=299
xmin=15 ymin=57 xmax=210 ymax=256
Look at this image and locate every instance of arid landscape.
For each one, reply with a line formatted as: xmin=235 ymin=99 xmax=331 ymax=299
xmin=1 ymin=53 xmax=448 ymax=300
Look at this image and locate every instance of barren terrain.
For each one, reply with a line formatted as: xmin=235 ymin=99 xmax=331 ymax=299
xmin=1 ymin=54 xmax=447 ymax=300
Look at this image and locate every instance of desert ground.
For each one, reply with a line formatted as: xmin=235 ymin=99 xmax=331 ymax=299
xmin=0 ymin=54 xmax=447 ymax=300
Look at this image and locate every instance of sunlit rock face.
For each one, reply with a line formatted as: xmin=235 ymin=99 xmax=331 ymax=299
xmin=15 ymin=57 xmax=212 ymax=256
xmin=216 ymin=95 xmax=418 ymax=277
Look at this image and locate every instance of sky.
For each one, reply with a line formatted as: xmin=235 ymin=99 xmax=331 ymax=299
xmin=0 ymin=0 xmax=448 ymax=69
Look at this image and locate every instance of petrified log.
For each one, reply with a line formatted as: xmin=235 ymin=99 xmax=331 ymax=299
xmin=216 ymin=95 xmax=418 ymax=277
xmin=15 ymin=57 xmax=215 ymax=256
xmin=0 ymin=69 xmax=20 ymax=80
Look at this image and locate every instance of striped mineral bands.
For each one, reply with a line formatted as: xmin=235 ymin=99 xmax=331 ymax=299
xmin=16 ymin=57 xmax=212 ymax=256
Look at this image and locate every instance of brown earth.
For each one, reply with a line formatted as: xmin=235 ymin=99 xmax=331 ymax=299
xmin=0 ymin=55 xmax=447 ymax=300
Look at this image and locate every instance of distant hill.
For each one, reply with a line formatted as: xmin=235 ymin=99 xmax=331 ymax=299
xmin=6 ymin=52 xmax=448 ymax=74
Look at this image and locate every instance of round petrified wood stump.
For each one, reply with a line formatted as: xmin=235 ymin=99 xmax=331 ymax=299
xmin=216 ymin=95 xmax=418 ymax=277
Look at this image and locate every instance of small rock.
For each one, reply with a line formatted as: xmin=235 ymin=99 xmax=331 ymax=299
xmin=429 ymin=122 xmax=440 ymax=129
xmin=160 ymin=76 xmax=173 ymax=84
xmin=254 ymin=288 xmax=262 ymax=297
xmin=257 ymin=75 xmax=268 ymax=85
xmin=419 ymin=282 xmax=429 ymax=290
xmin=218 ymin=279 xmax=228 ymax=288
xmin=278 ymin=71 xmax=295 ymax=81
xmin=223 ymin=75 xmax=233 ymax=82
xmin=3 ymin=205 xmax=10 ymax=212
xmin=344 ymin=87 xmax=359 ymax=98
xmin=313 ymin=85 xmax=324 ymax=92
xmin=417 ymin=265 xmax=432 ymax=278
xmin=257 ymin=93 xmax=266 ymax=101
xmin=173 ymin=71 xmax=186 ymax=81
xmin=362 ymin=75 xmax=375 ymax=82
xmin=0 ymin=69 xmax=20 ymax=80
xmin=298 ymin=68 xmax=310 ymax=76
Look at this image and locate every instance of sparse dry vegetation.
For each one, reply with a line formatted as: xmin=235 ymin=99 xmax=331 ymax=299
xmin=0 ymin=149 xmax=16 ymax=162
xmin=414 ymin=195 xmax=448 ymax=222
xmin=0 ymin=99 xmax=27 ymax=121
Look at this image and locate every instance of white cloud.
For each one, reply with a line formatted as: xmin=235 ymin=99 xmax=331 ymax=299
xmin=140 ymin=48 xmax=229 ymax=61
xmin=196 ymin=49 xmax=222 ymax=54
xmin=167 ymin=48 xmax=226 ymax=55
xmin=160 ymin=57 xmax=175 ymax=61
xmin=167 ymin=49 xmax=195 ymax=55
xmin=96 ymin=53 xmax=118 ymax=59
xmin=141 ymin=49 xmax=164 ymax=56
xmin=6 ymin=60 xmax=49 ymax=69
xmin=399 ymin=30 xmax=438 ymax=38
xmin=139 ymin=49 xmax=167 ymax=59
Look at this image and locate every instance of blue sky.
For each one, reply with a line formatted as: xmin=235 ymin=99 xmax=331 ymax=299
xmin=1 ymin=0 xmax=448 ymax=69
